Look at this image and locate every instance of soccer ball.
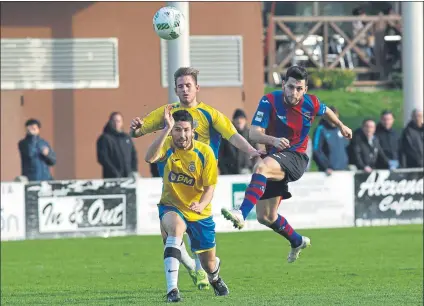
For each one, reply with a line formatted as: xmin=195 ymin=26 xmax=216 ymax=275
xmin=153 ymin=6 xmax=186 ymax=40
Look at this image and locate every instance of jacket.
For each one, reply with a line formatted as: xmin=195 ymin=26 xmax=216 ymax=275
xmin=96 ymin=122 xmax=138 ymax=179
xmin=312 ymin=120 xmax=349 ymax=171
xmin=218 ymin=127 xmax=253 ymax=175
xmin=375 ymin=123 xmax=400 ymax=169
xmin=351 ymin=130 xmax=390 ymax=170
xmin=18 ymin=135 xmax=56 ymax=181
xmin=400 ymin=121 xmax=423 ymax=168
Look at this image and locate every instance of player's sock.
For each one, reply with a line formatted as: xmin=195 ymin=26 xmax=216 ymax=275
xmin=164 ymin=236 xmax=182 ymax=293
xmin=207 ymin=257 xmax=220 ymax=283
xmin=270 ymin=214 xmax=303 ymax=248
xmin=239 ymin=173 xmax=267 ymax=219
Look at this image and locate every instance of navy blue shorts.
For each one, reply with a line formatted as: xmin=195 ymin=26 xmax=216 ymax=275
xmin=158 ymin=205 xmax=216 ymax=254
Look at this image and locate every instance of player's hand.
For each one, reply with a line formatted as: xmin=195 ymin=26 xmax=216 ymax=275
xmin=189 ymin=202 xmax=207 ymax=214
xmin=339 ymin=124 xmax=352 ymax=140
xmin=247 ymin=149 xmax=263 ymax=159
xmin=163 ymin=105 xmax=175 ymax=130
xmin=272 ymin=137 xmax=290 ymax=150
xmin=130 ymin=117 xmax=143 ymax=130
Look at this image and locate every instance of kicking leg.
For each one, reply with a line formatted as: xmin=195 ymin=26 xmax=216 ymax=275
xmin=221 ymin=157 xmax=284 ymax=229
xmin=256 ymin=196 xmax=310 ymax=263
xmin=197 ymin=248 xmax=229 ymax=296
xmin=161 ymin=211 xmax=186 ymax=302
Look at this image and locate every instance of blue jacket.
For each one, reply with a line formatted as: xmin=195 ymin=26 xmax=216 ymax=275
xmin=313 ymin=120 xmax=349 ymax=171
xmin=18 ymin=135 xmax=56 ymax=181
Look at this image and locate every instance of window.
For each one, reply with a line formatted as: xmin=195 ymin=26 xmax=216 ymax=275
xmin=1 ymin=38 xmax=119 ymax=90
xmin=161 ymin=35 xmax=243 ymax=87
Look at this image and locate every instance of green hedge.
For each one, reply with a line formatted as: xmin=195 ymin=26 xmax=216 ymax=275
xmin=308 ymin=69 xmax=357 ymax=90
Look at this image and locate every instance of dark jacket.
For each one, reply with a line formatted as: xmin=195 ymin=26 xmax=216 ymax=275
xmin=375 ymin=123 xmax=400 ymax=168
xmin=400 ymin=121 xmax=424 ymax=168
xmin=18 ymin=135 xmax=56 ymax=181
xmin=96 ymin=122 xmax=138 ymax=179
xmin=218 ymin=127 xmax=252 ymax=175
xmin=312 ymin=120 xmax=349 ymax=171
xmin=351 ymin=130 xmax=390 ymax=170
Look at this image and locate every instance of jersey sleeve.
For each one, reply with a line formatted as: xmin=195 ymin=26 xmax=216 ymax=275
xmin=202 ymin=148 xmax=218 ymax=186
xmin=251 ymin=95 xmax=271 ymax=129
xmin=211 ymin=109 xmax=238 ymax=140
xmin=140 ymin=105 xmax=166 ymax=135
xmin=313 ymin=96 xmax=327 ymax=117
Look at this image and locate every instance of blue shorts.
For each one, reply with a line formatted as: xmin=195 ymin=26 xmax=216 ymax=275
xmin=158 ymin=205 xmax=216 ymax=254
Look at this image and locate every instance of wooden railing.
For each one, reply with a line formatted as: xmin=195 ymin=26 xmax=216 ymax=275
xmin=266 ymin=14 xmax=402 ymax=86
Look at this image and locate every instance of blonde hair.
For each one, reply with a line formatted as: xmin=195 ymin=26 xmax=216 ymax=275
xmin=174 ymin=67 xmax=199 ymax=86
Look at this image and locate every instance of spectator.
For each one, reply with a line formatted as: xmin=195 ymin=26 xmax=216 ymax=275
xmin=312 ymin=106 xmax=349 ymax=175
xmin=351 ymin=118 xmax=389 ymax=172
xmin=352 ymin=7 xmax=374 ymax=60
xmin=218 ymin=109 xmax=253 ymax=175
xmin=150 ymin=163 xmax=160 ymax=178
xmin=97 ymin=112 xmax=138 ymax=179
xmin=18 ymin=119 xmax=56 ymax=181
xmin=375 ymin=110 xmax=400 ymax=169
xmin=400 ymin=109 xmax=423 ymax=168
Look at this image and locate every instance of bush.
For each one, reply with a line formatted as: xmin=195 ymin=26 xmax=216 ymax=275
xmin=390 ymin=72 xmax=402 ymax=89
xmin=308 ymin=69 xmax=356 ymax=90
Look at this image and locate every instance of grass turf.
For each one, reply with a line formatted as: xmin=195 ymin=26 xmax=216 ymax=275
xmin=1 ymin=225 xmax=422 ymax=305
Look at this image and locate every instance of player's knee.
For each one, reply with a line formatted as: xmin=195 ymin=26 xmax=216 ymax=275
xmin=201 ymin=258 xmax=216 ymax=273
xmin=256 ymin=213 xmax=276 ymax=226
xmin=254 ymin=161 xmax=269 ymax=176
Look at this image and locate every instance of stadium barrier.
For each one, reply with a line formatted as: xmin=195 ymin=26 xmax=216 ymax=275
xmin=1 ymin=169 xmax=423 ymax=242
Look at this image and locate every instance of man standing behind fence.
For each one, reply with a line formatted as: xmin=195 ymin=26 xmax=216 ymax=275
xmin=400 ymin=109 xmax=423 ymax=168
xmin=18 ymin=119 xmax=56 ymax=181
xmin=97 ymin=112 xmax=138 ymax=179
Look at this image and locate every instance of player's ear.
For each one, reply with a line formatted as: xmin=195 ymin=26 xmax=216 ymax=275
xmin=304 ymin=85 xmax=308 ymax=93
xmin=195 ymin=84 xmax=200 ymax=92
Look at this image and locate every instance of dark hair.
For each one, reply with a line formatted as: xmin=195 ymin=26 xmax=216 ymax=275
xmin=109 ymin=111 xmax=123 ymax=121
xmin=172 ymin=110 xmax=194 ymax=127
xmin=174 ymin=67 xmax=199 ymax=86
xmin=380 ymin=110 xmax=394 ymax=117
xmin=233 ymin=109 xmax=247 ymax=120
xmin=285 ymin=65 xmax=308 ymax=84
xmin=329 ymin=105 xmax=338 ymax=114
xmin=352 ymin=7 xmax=365 ymax=16
xmin=362 ymin=118 xmax=375 ymax=126
xmin=25 ymin=118 xmax=41 ymax=128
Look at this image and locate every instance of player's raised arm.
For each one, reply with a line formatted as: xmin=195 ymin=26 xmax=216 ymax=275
xmin=323 ymin=107 xmax=353 ymax=139
xmin=145 ymin=106 xmax=174 ymax=163
xmin=130 ymin=105 xmax=167 ymax=138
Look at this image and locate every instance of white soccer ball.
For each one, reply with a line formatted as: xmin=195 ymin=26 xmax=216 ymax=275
xmin=153 ymin=6 xmax=186 ymax=40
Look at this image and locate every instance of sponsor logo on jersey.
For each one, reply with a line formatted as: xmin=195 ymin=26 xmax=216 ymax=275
xmin=168 ymin=171 xmax=195 ymax=186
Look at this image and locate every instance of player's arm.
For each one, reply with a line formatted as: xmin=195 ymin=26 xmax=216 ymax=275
xmin=249 ymin=96 xmax=290 ymax=150
xmin=144 ymin=106 xmax=174 ymax=163
xmin=322 ymin=107 xmax=352 ymax=140
xmin=211 ymin=110 xmax=259 ymax=158
xmin=130 ymin=105 xmax=166 ymax=138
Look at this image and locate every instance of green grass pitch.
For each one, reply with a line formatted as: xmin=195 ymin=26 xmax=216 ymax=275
xmin=1 ymin=225 xmax=423 ymax=305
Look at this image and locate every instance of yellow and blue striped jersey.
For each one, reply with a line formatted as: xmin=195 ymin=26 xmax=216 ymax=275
xmin=140 ymin=102 xmax=238 ymax=158
xmin=158 ymin=137 xmax=218 ymax=221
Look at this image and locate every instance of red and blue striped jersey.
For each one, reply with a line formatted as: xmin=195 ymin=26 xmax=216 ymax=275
xmin=251 ymin=90 xmax=327 ymax=154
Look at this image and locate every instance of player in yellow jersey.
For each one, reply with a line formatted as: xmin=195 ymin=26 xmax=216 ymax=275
xmin=145 ymin=108 xmax=229 ymax=302
xmin=130 ymin=67 xmax=261 ymax=290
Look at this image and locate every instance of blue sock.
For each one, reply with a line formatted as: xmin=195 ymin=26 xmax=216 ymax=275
xmin=239 ymin=173 xmax=267 ymax=219
xmin=270 ymin=214 xmax=303 ymax=248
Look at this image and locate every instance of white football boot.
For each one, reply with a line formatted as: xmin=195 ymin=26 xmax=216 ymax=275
xmin=221 ymin=208 xmax=245 ymax=230
xmin=287 ymin=236 xmax=311 ymax=263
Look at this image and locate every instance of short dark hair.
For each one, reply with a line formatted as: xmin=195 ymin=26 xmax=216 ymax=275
xmin=285 ymin=65 xmax=308 ymax=84
xmin=329 ymin=105 xmax=338 ymax=114
xmin=25 ymin=118 xmax=41 ymax=128
xmin=233 ymin=109 xmax=247 ymax=120
xmin=380 ymin=110 xmax=394 ymax=117
xmin=174 ymin=67 xmax=199 ymax=86
xmin=172 ymin=110 xmax=194 ymax=127
xmin=362 ymin=118 xmax=375 ymax=126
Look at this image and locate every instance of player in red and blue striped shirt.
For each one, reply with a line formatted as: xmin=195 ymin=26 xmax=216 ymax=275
xmin=222 ymin=66 xmax=352 ymax=263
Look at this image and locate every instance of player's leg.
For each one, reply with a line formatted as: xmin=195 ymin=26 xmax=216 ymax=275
xmin=184 ymin=234 xmax=209 ymax=290
xmin=159 ymin=206 xmax=187 ymax=302
xmin=197 ymin=248 xmax=229 ymax=296
xmin=221 ymin=156 xmax=283 ymax=229
xmin=255 ymin=194 xmax=310 ymax=263
xmin=186 ymin=216 xmax=229 ymax=296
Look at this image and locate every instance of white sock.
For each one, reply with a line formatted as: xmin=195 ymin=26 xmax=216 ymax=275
xmin=164 ymin=236 xmax=182 ymax=294
xmin=207 ymin=257 xmax=220 ymax=283
xmin=185 ymin=234 xmax=205 ymax=272
xmin=180 ymin=241 xmax=196 ymax=271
